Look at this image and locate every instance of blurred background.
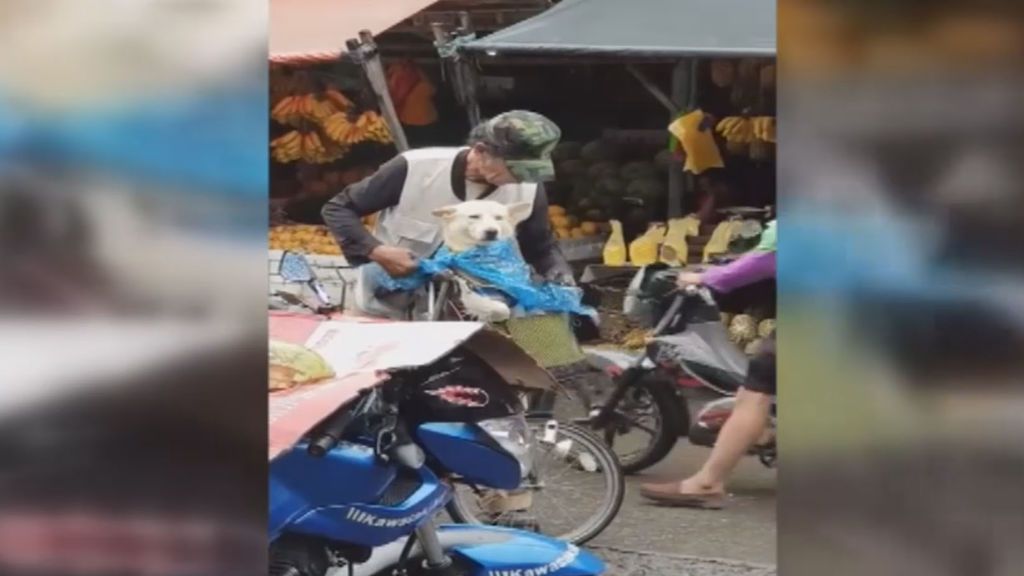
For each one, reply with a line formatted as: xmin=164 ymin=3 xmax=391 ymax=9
xmin=4 ymin=0 xmax=1024 ymax=574
xmin=778 ymin=0 xmax=1024 ymax=574
xmin=0 ymin=1 xmax=267 ymax=574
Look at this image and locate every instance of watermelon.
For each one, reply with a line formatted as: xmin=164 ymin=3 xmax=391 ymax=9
xmin=572 ymin=193 xmax=595 ymax=210
xmin=587 ymin=161 xmax=619 ymax=180
xmin=594 ymin=176 xmax=625 ymax=196
xmin=580 ymin=140 xmax=620 ymax=163
xmin=623 ymin=207 xmax=651 ymax=238
xmin=626 ymin=178 xmax=664 ymax=202
xmin=556 ymin=159 xmax=587 ymax=179
xmin=569 ymin=181 xmax=594 ymax=210
xmin=551 ymin=141 xmax=583 ymax=162
xmin=620 ymin=161 xmax=658 ymax=180
xmin=654 ymin=149 xmax=677 ymax=168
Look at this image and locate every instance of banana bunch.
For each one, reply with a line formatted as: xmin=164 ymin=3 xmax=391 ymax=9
xmin=272 ymin=91 xmax=352 ymax=126
xmin=323 ymin=111 xmax=392 ymax=146
xmin=359 ymin=111 xmax=392 ymax=144
xmin=716 ymin=116 xmax=754 ymax=144
xmin=751 ymin=116 xmax=776 ymax=143
xmin=716 ymin=116 xmax=776 ymax=144
xmin=324 ymin=87 xmax=354 ymax=111
xmin=270 ymin=130 xmax=303 ymax=163
xmin=323 ymin=112 xmax=356 ymax=145
xmin=271 ymin=130 xmax=349 ymax=164
xmin=271 ymin=94 xmax=309 ymax=125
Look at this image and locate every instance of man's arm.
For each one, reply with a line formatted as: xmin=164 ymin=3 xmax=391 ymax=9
xmin=321 ymin=155 xmax=408 ymax=265
xmin=516 ymin=183 xmax=573 ymax=283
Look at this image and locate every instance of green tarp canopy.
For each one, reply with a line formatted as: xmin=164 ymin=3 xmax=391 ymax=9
xmin=462 ymin=0 xmax=775 ymax=57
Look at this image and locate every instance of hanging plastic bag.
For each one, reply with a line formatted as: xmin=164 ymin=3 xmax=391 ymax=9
xmin=668 ymin=109 xmax=724 ymax=175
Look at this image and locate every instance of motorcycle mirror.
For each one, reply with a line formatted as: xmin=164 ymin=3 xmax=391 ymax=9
xmin=279 ymin=251 xmax=315 ymax=284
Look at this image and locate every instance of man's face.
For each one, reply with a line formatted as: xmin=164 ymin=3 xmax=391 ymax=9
xmin=472 ymin=149 xmax=518 ymax=186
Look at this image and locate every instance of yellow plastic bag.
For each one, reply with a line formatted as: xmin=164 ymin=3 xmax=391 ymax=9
xmin=660 ymin=215 xmax=701 ymax=265
xmin=629 ymin=225 xmax=664 ymax=266
xmin=269 ymin=339 xmax=336 ymax=392
xmin=602 ymin=220 xmax=628 ymax=266
xmin=702 ymin=220 xmax=742 ymax=263
xmin=668 ymin=110 xmax=725 ymax=175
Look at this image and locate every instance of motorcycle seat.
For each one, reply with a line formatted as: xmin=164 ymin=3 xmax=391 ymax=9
xmin=647 ymin=323 xmax=749 ymax=393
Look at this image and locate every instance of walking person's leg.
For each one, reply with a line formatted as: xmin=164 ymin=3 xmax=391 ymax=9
xmin=641 ymin=336 xmax=775 ymax=508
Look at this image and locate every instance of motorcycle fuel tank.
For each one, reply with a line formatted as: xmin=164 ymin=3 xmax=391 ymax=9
xmin=416 ymin=422 xmax=522 ymax=490
xmin=269 ymin=441 xmax=450 ymax=546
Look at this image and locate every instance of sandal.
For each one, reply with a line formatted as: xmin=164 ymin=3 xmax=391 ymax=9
xmin=640 ymin=482 xmax=726 ymax=509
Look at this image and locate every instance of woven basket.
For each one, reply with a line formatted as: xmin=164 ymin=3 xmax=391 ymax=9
xmin=496 ymin=313 xmax=586 ymax=369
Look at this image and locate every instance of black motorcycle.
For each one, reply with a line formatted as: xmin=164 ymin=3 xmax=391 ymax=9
xmin=581 ymin=265 xmax=776 ymax=473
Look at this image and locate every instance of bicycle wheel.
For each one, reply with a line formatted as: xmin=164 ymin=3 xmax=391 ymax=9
xmin=446 ymin=419 xmax=624 ymax=545
xmin=596 ymin=374 xmax=684 ymax=474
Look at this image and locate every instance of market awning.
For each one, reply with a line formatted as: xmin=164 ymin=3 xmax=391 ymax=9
xmin=462 ymin=0 xmax=776 ymax=58
xmin=270 ymin=0 xmax=439 ymax=64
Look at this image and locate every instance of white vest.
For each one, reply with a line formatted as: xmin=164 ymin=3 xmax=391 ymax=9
xmin=356 ymin=147 xmax=538 ymax=318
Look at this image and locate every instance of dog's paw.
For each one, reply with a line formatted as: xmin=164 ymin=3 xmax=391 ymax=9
xmin=483 ymin=302 xmax=512 ymax=323
xmin=460 ymin=290 xmax=511 ymax=323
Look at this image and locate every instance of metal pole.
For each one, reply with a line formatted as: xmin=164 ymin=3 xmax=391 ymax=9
xmin=430 ymin=22 xmax=453 ymax=82
xmin=432 ymin=19 xmax=481 ymax=128
xmin=456 ymin=12 xmax=482 ymax=127
xmin=626 ymin=64 xmax=678 ymax=115
xmin=667 ymin=59 xmax=692 ymax=219
xmin=348 ymin=30 xmax=410 ymax=151
xmin=461 ymin=57 xmax=482 ymax=127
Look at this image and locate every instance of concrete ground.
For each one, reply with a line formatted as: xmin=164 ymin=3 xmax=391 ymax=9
xmin=590 ymin=442 xmax=777 ymax=566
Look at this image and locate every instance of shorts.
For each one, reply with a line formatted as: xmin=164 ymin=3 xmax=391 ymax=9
xmin=743 ymin=334 xmax=776 ymax=396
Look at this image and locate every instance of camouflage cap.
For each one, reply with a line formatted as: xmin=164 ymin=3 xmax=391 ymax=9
xmin=469 ymin=110 xmax=561 ymax=182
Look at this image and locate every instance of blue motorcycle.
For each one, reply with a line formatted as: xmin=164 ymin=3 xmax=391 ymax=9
xmin=270 ymin=256 xmax=605 ymax=576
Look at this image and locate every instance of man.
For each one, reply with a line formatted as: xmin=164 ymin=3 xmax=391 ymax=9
xmin=641 ymin=221 xmax=777 ymax=508
xmin=322 ymin=110 xmax=572 ymax=318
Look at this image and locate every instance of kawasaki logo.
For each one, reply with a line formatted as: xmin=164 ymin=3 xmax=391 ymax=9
xmin=344 ymin=494 xmax=446 ymax=529
xmin=486 ymin=545 xmax=579 ymax=576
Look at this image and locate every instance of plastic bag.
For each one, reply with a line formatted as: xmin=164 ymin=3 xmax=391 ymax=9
xmin=668 ymin=109 xmax=724 ymax=175
xmin=367 ymin=240 xmax=596 ymax=318
xmin=269 ymin=340 xmax=335 ymax=392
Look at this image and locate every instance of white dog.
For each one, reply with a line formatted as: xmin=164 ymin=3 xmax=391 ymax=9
xmin=430 ymin=200 xmax=534 ymax=322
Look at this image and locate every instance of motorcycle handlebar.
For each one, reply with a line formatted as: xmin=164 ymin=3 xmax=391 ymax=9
xmin=650 ymin=285 xmax=715 ymax=336
xmin=652 ymin=292 xmax=686 ymax=335
xmin=307 ymin=409 xmax=357 ymax=458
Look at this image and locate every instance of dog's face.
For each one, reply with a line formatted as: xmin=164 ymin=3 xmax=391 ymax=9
xmin=431 ymin=200 xmax=532 ymax=252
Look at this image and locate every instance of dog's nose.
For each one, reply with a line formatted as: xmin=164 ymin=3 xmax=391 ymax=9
xmin=483 ymin=229 xmax=498 ymax=240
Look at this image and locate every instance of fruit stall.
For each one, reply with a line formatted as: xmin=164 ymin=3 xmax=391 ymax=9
xmin=442 ymin=0 xmax=778 ymax=350
xmin=443 ymin=0 xmax=776 ymax=262
xmin=265 ymin=0 xmax=777 ymax=337
xmin=267 ymin=32 xmax=406 ymax=305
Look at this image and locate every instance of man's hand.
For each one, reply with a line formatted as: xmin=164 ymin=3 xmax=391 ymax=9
xmin=370 ymin=245 xmax=419 ymax=277
xmin=676 ymin=271 xmax=704 ymax=288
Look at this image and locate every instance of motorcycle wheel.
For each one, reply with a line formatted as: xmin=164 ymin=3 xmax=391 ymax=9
xmin=446 ymin=419 xmax=624 ymax=545
xmin=598 ymin=374 xmax=685 ymax=474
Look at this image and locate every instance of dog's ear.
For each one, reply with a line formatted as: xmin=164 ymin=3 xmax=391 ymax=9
xmin=431 ymin=205 xmax=458 ymax=220
xmin=507 ymin=202 xmax=533 ymax=225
